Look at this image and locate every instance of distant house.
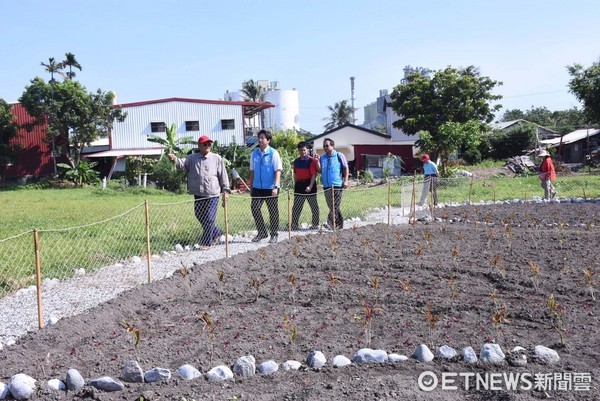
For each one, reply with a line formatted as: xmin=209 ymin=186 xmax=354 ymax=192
xmin=309 ymin=123 xmax=416 ymax=176
xmin=489 ymin=119 xmax=560 ymax=141
xmin=86 ymin=97 xmax=274 ymax=178
xmin=540 ymin=128 xmax=600 ymax=163
xmin=5 ymin=103 xmax=55 ymax=180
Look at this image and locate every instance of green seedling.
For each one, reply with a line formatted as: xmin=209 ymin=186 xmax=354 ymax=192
xmin=120 ymin=319 xmax=141 ymax=358
xmin=199 ymin=310 xmax=217 ymax=363
xmin=415 ymin=244 xmax=424 ymax=259
xmin=424 ymin=231 xmax=431 ymax=246
xmin=248 ymin=276 xmax=267 ymax=302
xmin=528 ymin=261 xmax=541 ymax=292
xmin=215 ymin=270 xmax=225 ymax=302
xmin=287 ymin=273 xmax=298 ymax=303
xmin=447 ymin=272 xmax=459 ymax=302
xmin=425 ymin=301 xmax=442 ymax=349
xmin=353 ymin=299 xmax=383 ymax=346
xmin=396 ymin=278 xmax=412 ymax=295
xmin=490 ymin=254 xmax=506 ymax=277
xmin=284 ymin=313 xmax=298 ymax=358
xmin=371 ymin=276 xmax=381 ymax=302
xmin=548 ymin=294 xmax=566 ymax=346
xmin=326 ymin=271 xmax=341 ymax=302
xmin=583 ymin=269 xmax=596 ymax=301
xmin=178 ymin=262 xmax=192 ymax=298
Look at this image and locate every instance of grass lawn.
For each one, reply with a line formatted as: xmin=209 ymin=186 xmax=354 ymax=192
xmin=1 ymin=172 xmax=598 ymax=295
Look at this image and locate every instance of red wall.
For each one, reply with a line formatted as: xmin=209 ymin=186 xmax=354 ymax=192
xmin=5 ymin=104 xmax=54 ymax=178
xmin=353 ymin=144 xmax=415 ymax=173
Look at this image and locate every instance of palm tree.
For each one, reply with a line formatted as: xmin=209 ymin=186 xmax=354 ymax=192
xmin=40 ymin=57 xmax=63 ymax=84
xmin=147 ymin=123 xmax=197 ymax=159
xmin=241 ymin=79 xmax=265 ymax=102
xmin=323 ymin=100 xmax=356 ymax=131
xmin=241 ymin=79 xmax=266 ymax=131
xmin=59 ymin=52 xmax=82 ymax=80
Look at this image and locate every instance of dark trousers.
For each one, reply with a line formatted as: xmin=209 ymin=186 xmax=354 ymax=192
xmin=323 ymin=186 xmax=344 ymax=229
xmin=251 ymin=188 xmax=279 ymax=237
xmin=292 ymin=180 xmax=319 ymax=228
xmin=194 ymin=195 xmax=222 ymax=246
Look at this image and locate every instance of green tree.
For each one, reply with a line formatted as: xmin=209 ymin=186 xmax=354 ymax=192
xmin=486 ymin=124 xmax=537 ymax=161
xmin=390 ymin=65 xmax=502 ymax=166
xmin=20 ymin=75 xmax=127 ymax=168
xmin=502 ymin=106 xmax=586 ymax=134
xmin=419 ymin=120 xmax=482 ymax=175
xmin=567 ymin=58 xmax=600 ymax=124
xmin=323 ymin=100 xmax=355 ymax=131
xmin=59 ymin=52 xmax=82 ymax=80
xmin=0 ymin=99 xmax=21 ymax=183
xmin=501 ymin=109 xmax=525 ymax=121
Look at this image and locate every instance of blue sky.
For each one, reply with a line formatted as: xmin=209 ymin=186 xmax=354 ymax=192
xmin=2 ymin=0 xmax=599 ymax=134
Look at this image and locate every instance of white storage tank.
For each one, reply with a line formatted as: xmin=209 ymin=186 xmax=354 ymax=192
xmin=223 ymin=90 xmax=244 ymax=102
xmin=263 ymin=88 xmax=300 ymax=132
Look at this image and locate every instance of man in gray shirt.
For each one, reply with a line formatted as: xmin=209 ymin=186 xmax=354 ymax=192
xmin=168 ymin=135 xmax=230 ymax=250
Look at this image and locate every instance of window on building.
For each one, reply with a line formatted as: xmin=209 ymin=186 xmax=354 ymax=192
xmin=221 ymin=119 xmax=235 ymax=130
xmin=151 ymin=122 xmax=166 ymax=133
xmin=185 ymin=121 xmax=199 ymax=131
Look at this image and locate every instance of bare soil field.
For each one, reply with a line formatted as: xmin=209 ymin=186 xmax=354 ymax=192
xmin=1 ymin=202 xmax=599 ymax=400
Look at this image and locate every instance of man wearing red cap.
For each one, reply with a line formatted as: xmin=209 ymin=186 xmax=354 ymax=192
xmin=418 ymin=153 xmax=439 ymax=206
xmin=168 ymin=135 xmax=230 ymax=250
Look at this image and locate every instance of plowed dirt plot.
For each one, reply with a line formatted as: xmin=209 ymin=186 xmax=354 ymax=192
xmin=2 ymin=203 xmax=599 ymax=400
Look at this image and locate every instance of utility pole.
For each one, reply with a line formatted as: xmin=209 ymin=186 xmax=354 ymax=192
xmin=350 ymin=76 xmax=356 ymax=125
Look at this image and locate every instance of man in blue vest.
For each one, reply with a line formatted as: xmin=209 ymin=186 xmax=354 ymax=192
xmin=250 ymin=130 xmax=283 ymax=243
xmin=319 ymin=138 xmax=349 ymax=229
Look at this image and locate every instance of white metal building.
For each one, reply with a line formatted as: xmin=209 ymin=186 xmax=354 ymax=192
xmin=87 ymin=97 xmax=272 ymax=176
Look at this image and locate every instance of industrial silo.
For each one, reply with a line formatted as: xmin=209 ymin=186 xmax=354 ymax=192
xmin=262 ymin=86 xmax=300 ymax=132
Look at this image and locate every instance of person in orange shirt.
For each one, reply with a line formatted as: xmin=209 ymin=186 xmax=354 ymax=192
xmin=538 ymin=150 xmax=557 ymax=200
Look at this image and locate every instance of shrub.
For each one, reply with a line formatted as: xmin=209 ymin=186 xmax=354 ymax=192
xmin=152 ymin=157 xmax=186 ymax=192
xmin=462 ymin=148 xmax=482 ymax=165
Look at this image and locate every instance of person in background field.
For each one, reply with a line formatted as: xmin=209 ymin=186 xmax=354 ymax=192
xmin=320 ymin=138 xmax=349 ymax=229
xmin=250 ymin=129 xmax=283 ymax=243
xmin=291 ymin=141 xmax=321 ymax=230
xmin=538 ymin=149 xmax=557 ymax=200
xmin=168 ymin=135 xmax=230 ymax=250
xmin=418 ymin=153 xmax=439 ymax=206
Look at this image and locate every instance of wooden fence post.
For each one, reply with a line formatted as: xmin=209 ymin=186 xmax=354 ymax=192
xmin=145 ymin=200 xmax=152 ymax=284
xmin=33 ymin=229 xmax=43 ymax=329
xmin=387 ymin=180 xmax=391 ymax=225
xmin=287 ymin=189 xmax=291 ymax=240
xmin=223 ymin=194 xmax=229 ymax=258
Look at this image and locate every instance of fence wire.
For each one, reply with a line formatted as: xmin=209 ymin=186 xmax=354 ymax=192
xmin=1 ymin=173 xmax=599 ymax=335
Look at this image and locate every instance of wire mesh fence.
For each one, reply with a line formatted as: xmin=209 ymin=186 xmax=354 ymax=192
xmin=1 ymin=173 xmax=599 ymax=334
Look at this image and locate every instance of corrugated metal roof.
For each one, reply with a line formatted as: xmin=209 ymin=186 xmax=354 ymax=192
xmin=86 ymin=148 xmax=164 ymax=158
xmin=540 ymin=128 xmax=600 ymax=146
xmin=118 ymin=97 xmax=274 ymax=118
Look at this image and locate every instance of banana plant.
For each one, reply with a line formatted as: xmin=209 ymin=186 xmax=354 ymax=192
xmin=147 ymin=123 xmax=197 ymax=159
